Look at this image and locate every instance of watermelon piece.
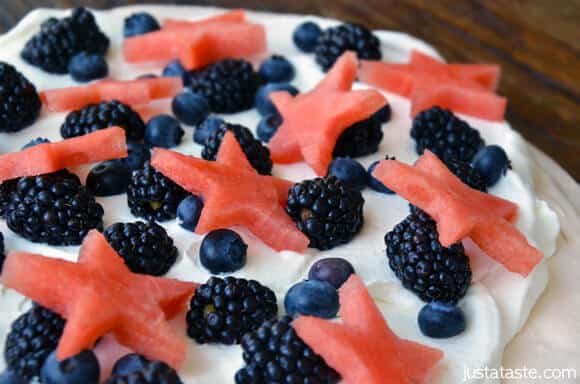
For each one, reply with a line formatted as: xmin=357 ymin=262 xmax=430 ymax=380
xmin=0 ymin=231 xmax=197 ymax=367
xmin=151 ymin=133 xmax=308 ymax=253
xmin=268 ymin=51 xmax=387 ymax=175
xmin=163 ymin=9 xmax=246 ymax=29
xmin=293 ymin=275 xmax=443 ymax=384
xmin=372 ymin=151 xmax=543 ymax=276
xmin=0 ymin=127 xmax=127 ymax=183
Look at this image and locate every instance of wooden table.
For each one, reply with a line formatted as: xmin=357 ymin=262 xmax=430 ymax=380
xmin=2 ymin=0 xmax=578 ymax=180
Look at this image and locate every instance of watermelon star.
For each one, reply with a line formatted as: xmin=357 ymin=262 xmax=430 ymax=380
xmin=372 ymin=151 xmax=543 ymax=276
xmin=294 ymin=275 xmax=443 ymax=384
xmin=268 ymin=51 xmax=388 ymax=175
xmin=0 ymin=230 xmax=197 ymax=368
xmin=151 ymin=132 xmax=309 ymax=253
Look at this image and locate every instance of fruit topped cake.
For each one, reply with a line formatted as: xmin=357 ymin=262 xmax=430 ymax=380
xmin=0 ymin=5 xmax=575 ymax=384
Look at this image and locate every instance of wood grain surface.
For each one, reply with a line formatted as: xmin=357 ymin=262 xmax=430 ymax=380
xmin=1 ymin=0 xmax=578 ymax=180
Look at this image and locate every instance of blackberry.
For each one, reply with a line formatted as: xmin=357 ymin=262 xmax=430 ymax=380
xmin=4 ymin=305 xmax=66 ymax=380
xmin=104 ymin=221 xmax=178 ymax=276
xmin=21 ymin=8 xmax=109 ymax=74
xmin=60 ymin=100 xmax=146 ymax=141
xmin=0 ymin=232 xmax=4 ymax=274
xmin=6 ymin=171 xmax=103 ymax=246
xmin=333 ymin=114 xmax=384 ymax=158
xmin=0 ymin=62 xmax=41 ymax=132
xmin=446 ymin=158 xmax=487 ymax=192
xmin=286 ymin=176 xmax=364 ymax=250
xmin=187 ymin=59 xmax=261 ymax=113
xmin=411 ymin=107 xmax=484 ymax=165
xmin=0 ymin=178 xmax=18 ymax=218
xmin=105 ymin=360 xmax=182 ymax=384
xmin=314 ymin=23 xmax=381 ymax=71
xmin=385 ymin=210 xmax=472 ymax=303
xmin=127 ymin=162 xmax=188 ymax=222
xmin=186 ymin=277 xmax=278 ymax=345
xmin=235 ymin=316 xmax=340 ymax=384
xmin=202 ymin=123 xmax=273 ymax=175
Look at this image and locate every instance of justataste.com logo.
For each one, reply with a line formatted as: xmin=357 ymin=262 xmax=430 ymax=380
xmin=463 ymin=365 xmax=578 ymax=381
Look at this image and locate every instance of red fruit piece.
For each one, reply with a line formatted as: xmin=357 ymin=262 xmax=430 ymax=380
xmin=0 ymin=230 xmax=197 ymax=367
xmin=372 ymin=151 xmax=543 ymax=276
xmin=293 ymin=275 xmax=443 ymax=384
xmin=151 ymin=132 xmax=308 ymax=252
xmin=268 ymin=51 xmax=387 ymax=175
xmin=0 ymin=127 xmax=127 ymax=183
xmin=163 ymin=9 xmax=246 ymax=29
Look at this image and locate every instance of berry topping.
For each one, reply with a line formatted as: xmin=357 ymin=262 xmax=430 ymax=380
xmin=187 ymin=59 xmax=261 ymax=113
xmin=186 ymin=276 xmax=277 ymax=345
xmin=21 ymin=8 xmax=109 ymax=74
xmin=385 ymin=210 xmax=472 ymax=303
xmin=125 ymin=142 xmax=151 ymax=170
xmin=235 ymin=316 xmax=340 ymax=384
xmin=327 ymin=157 xmax=368 ymax=191
xmin=259 ymin=55 xmax=295 ymax=83
xmin=367 ymin=160 xmax=394 ymax=194
xmin=111 ymin=353 xmax=149 ymax=376
xmin=0 ymin=232 xmax=4 ymax=273
xmin=332 ymin=113 xmax=384 ymax=158
xmin=0 ymin=180 xmax=17 ymax=219
xmin=445 ymin=157 xmax=487 ymax=192
xmin=106 ymin=359 xmax=182 ymax=384
xmin=255 ymin=82 xmax=299 ymax=116
xmin=162 ymin=60 xmax=186 ymax=78
xmin=40 ymin=350 xmax=99 ymax=384
xmin=68 ymin=52 xmax=108 ymax=83
xmin=286 ymin=176 xmax=364 ymax=250
xmin=86 ymin=160 xmax=131 ymax=196
xmin=418 ymin=302 xmax=466 ymax=338
xmin=171 ymin=92 xmax=209 ymax=126
xmin=193 ymin=116 xmax=224 ymax=145
xmin=0 ymin=370 xmax=26 ymax=384
xmin=145 ymin=115 xmax=184 ymax=148
xmin=127 ymin=162 xmax=188 ymax=222
xmin=123 ymin=12 xmax=160 ymax=38
xmin=292 ymin=21 xmax=322 ymax=53
xmin=21 ymin=137 xmax=50 ymax=150
xmin=314 ymin=23 xmax=381 ymax=72
xmin=285 ymin=280 xmax=340 ymax=319
xmin=177 ymin=195 xmax=204 ymax=232
xmin=4 ymin=305 xmax=65 ymax=380
xmin=472 ymin=145 xmax=511 ymax=187
xmin=0 ymin=62 xmax=41 ymax=133
xmin=199 ymin=229 xmax=247 ymax=274
xmin=104 ymin=221 xmax=178 ymax=276
xmin=256 ymin=113 xmax=282 ymax=143
xmin=308 ymin=258 xmax=355 ymax=289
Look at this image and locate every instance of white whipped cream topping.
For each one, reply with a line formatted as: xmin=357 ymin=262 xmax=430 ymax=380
xmin=0 ymin=5 xmax=560 ymax=383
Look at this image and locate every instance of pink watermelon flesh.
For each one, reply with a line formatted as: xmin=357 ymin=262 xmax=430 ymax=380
xmin=163 ymin=9 xmax=246 ymax=29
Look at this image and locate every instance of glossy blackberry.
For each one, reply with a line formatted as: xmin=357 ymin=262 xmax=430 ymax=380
xmin=0 ymin=178 xmax=19 ymax=218
xmin=186 ymin=277 xmax=278 ymax=345
xmin=446 ymin=158 xmax=487 ymax=192
xmin=127 ymin=162 xmax=188 ymax=222
xmin=60 ymin=100 xmax=146 ymax=141
xmin=202 ymin=123 xmax=272 ymax=175
xmin=104 ymin=221 xmax=178 ymax=276
xmin=4 ymin=305 xmax=66 ymax=380
xmin=314 ymin=23 xmax=381 ymax=71
xmin=21 ymin=8 xmax=109 ymax=74
xmin=0 ymin=62 xmax=41 ymax=132
xmin=286 ymin=176 xmax=364 ymax=250
xmin=411 ymin=107 xmax=485 ymax=165
xmin=0 ymin=232 xmax=4 ymax=274
xmin=385 ymin=210 xmax=472 ymax=303
xmin=333 ymin=114 xmax=384 ymax=158
xmin=105 ymin=360 xmax=183 ymax=384
xmin=187 ymin=59 xmax=261 ymax=113
xmin=235 ymin=316 xmax=340 ymax=384
xmin=6 ymin=171 xmax=103 ymax=246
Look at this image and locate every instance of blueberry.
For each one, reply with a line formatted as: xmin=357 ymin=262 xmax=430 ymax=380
xmin=372 ymin=104 xmax=392 ymax=124
xmin=367 ymin=160 xmax=394 ymax=194
xmin=177 ymin=195 xmax=203 ymax=231
xmin=257 ymin=114 xmax=282 ymax=143
xmin=418 ymin=302 xmax=466 ymax=338
xmin=471 ymin=145 xmax=510 ymax=187
xmin=163 ymin=60 xmax=186 ymax=78
xmin=327 ymin=157 xmax=368 ymax=191
xmin=0 ymin=370 xmax=26 ymax=384
xmin=284 ymin=280 xmax=339 ymax=319
xmin=194 ymin=116 xmax=224 ymax=145
xmin=145 ymin=114 xmax=184 ymax=148
xmin=68 ymin=52 xmax=108 ymax=83
xmin=199 ymin=229 xmax=247 ymax=274
xmin=112 ymin=353 xmax=149 ymax=376
xmin=259 ymin=55 xmax=295 ymax=83
xmin=308 ymin=258 xmax=355 ymax=289
xmin=124 ymin=142 xmax=151 ymax=170
xmin=255 ymin=83 xmax=299 ymax=116
xmin=124 ymin=12 xmax=160 ymax=38
xmin=86 ymin=159 xmax=132 ymax=196
xmin=172 ymin=92 xmax=209 ymax=126
xmin=21 ymin=137 xmax=50 ymax=150
xmin=293 ymin=21 xmax=322 ymax=53
xmin=40 ymin=350 xmax=100 ymax=384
